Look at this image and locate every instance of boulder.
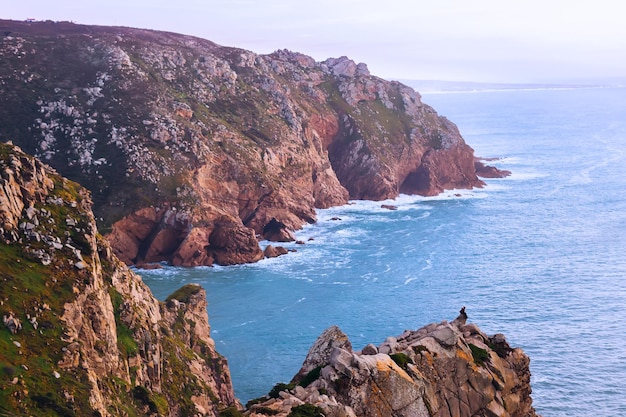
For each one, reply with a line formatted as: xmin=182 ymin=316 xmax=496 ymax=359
xmin=171 ymin=227 xmax=214 ymax=267
xmin=262 ymin=218 xmax=296 ymax=242
xmin=292 ymin=325 xmax=352 ymax=383
xmin=107 ymin=207 xmax=162 ymax=265
xmin=361 ymin=343 xmax=378 ymax=355
xmin=475 ymin=160 xmax=512 ymax=178
xmin=208 ymin=217 xmax=263 ymax=265
xmin=3 ymin=313 xmax=22 ymax=334
xmin=263 ymin=244 xmax=289 ymax=258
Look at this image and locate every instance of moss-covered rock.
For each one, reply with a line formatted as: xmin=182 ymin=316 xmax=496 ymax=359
xmin=0 ymin=143 xmax=238 ymax=416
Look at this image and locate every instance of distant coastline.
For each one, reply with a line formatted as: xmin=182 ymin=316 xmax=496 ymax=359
xmin=398 ymin=79 xmax=626 ymax=94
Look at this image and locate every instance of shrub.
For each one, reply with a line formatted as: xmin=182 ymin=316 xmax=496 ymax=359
xmin=268 ymin=382 xmax=296 ymax=399
xmin=31 ymin=393 xmax=75 ymax=417
xmin=413 ymin=345 xmax=429 ymax=355
xmin=390 ymin=352 xmax=413 ymax=369
xmin=117 ymin=323 xmax=139 ymax=357
xmin=1 ymin=365 xmax=16 ymax=376
xmin=252 ymin=407 xmax=280 ymax=415
xmin=132 ymin=385 xmax=156 ymax=413
xmin=287 ymin=404 xmax=324 ymax=417
xmin=299 ymin=366 xmax=322 ymax=388
xmin=219 ymin=406 xmax=245 ymax=417
xmin=245 ymin=397 xmax=266 ymax=408
xmin=166 ymin=284 xmax=202 ymax=303
xmin=468 ymin=343 xmax=489 ymax=366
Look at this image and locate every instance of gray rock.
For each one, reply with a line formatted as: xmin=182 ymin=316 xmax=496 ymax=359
xmin=362 ymin=343 xmax=378 ymax=355
xmin=379 ymin=345 xmax=391 ymax=355
xmin=355 ymin=63 xmax=370 ymax=77
xmin=25 ymin=206 xmax=37 ymax=220
xmin=3 ymin=312 xmax=22 ymax=334
xmin=324 ymin=56 xmax=357 ymax=77
xmin=330 ymin=348 xmax=354 ymax=376
xmin=431 ymin=325 xmax=458 ymax=347
xmin=20 ymin=222 xmax=36 ymax=231
xmin=293 ymin=325 xmax=352 ymax=382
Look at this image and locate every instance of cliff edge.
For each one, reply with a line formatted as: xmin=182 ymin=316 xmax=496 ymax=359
xmin=0 ymin=142 xmax=237 ymax=416
xmin=0 ymin=19 xmax=507 ymax=267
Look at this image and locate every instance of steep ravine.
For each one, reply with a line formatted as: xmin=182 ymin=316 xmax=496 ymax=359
xmin=0 ymin=19 xmax=508 ymax=268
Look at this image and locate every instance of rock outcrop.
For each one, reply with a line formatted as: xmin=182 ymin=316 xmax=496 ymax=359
xmin=0 ymin=144 xmax=537 ymax=417
xmin=475 ymin=159 xmax=512 ymax=179
xmin=0 ymin=142 xmax=238 ymax=416
xmin=247 ymin=309 xmax=539 ymax=417
xmin=0 ymin=19 xmax=505 ymax=266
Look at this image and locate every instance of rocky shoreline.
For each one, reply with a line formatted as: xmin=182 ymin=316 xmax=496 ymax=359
xmin=1 ymin=19 xmax=508 ymax=269
xmin=1 ymin=142 xmax=536 ymax=416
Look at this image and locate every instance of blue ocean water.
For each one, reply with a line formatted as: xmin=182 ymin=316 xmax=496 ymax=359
xmin=139 ymin=86 xmax=626 ymax=417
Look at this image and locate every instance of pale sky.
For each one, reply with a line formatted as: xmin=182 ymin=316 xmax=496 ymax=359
xmin=4 ymin=0 xmax=626 ymax=83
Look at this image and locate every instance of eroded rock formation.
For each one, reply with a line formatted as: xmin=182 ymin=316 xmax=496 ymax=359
xmin=0 ymin=143 xmax=237 ymax=416
xmin=248 ymin=309 xmax=539 ymax=417
xmin=0 ymin=19 xmax=506 ymax=266
xmin=1 ymin=143 xmax=536 ymax=417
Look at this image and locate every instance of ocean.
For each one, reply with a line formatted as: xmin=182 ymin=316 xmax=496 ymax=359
xmin=138 ymin=86 xmax=626 ymax=417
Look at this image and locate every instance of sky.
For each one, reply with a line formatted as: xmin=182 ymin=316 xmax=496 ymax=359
xmin=4 ymin=0 xmax=626 ymax=83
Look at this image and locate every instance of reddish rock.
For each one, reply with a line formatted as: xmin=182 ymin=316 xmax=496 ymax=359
xmin=107 ymin=207 xmax=191 ymax=265
xmin=401 ymin=142 xmax=485 ymax=196
xmin=143 ymin=226 xmax=188 ymax=263
xmin=475 ymin=160 xmax=512 ymax=178
xmin=263 ymin=244 xmax=289 ymax=258
xmin=208 ymin=216 xmax=263 ymax=265
xmin=381 ymin=204 xmax=398 ymax=210
xmin=107 ymin=208 xmax=162 ymax=265
xmin=134 ymin=262 xmax=163 ymax=270
xmin=262 ymin=218 xmax=296 ymax=242
xmin=1 ymin=23 xmax=498 ymax=267
xmin=171 ymin=227 xmax=214 ymax=267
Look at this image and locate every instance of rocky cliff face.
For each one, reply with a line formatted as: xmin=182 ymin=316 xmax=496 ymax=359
xmin=0 ymin=142 xmax=237 ymax=416
xmin=0 ymin=19 xmax=506 ymax=267
xmin=0 ymin=142 xmax=534 ymax=416
xmin=247 ymin=309 xmax=539 ymax=417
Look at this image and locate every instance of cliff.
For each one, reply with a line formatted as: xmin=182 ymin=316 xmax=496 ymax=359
xmin=0 ymin=19 xmax=506 ymax=267
xmin=246 ymin=309 xmax=539 ymax=417
xmin=1 ymin=144 xmax=535 ymax=416
xmin=0 ymin=142 xmax=237 ymax=416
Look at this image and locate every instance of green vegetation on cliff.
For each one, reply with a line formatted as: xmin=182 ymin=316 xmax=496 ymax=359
xmin=0 ymin=143 xmax=238 ymax=416
xmin=0 ymin=145 xmax=99 ymax=415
